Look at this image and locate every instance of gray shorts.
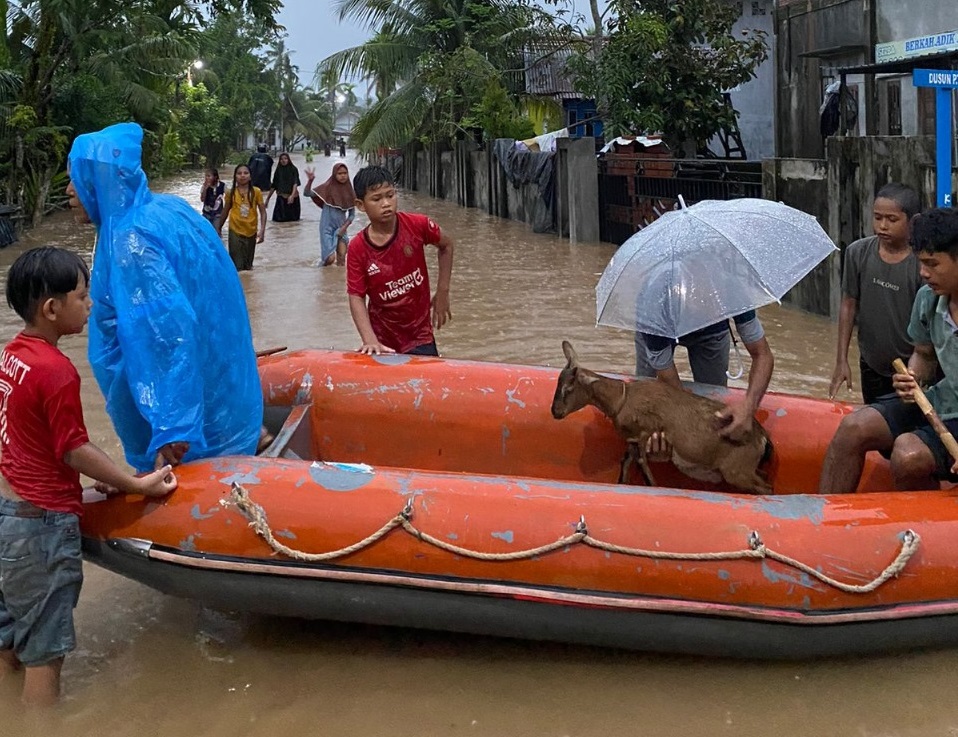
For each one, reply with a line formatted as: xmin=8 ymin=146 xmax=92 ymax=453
xmin=0 ymin=497 xmax=83 ymax=666
xmin=635 ymin=329 xmax=731 ymax=386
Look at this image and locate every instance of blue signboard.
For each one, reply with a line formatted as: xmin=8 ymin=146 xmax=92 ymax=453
xmin=913 ymin=69 xmax=958 ymax=89
xmin=913 ymin=69 xmax=957 ymax=207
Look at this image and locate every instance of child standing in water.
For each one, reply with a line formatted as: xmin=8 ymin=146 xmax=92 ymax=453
xmin=304 ymin=163 xmax=354 ymax=266
xmin=0 ymin=247 xmax=176 ymax=706
xmin=346 ymin=165 xmax=454 ymax=356
xmin=199 ymin=168 xmax=225 ymax=227
xmin=829 ymin=183 xmax=923 ymax=404
xmin=218 ymin=164 xmax=266 ymax=271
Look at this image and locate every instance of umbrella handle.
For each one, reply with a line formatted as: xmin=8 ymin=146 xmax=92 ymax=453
xmin=726 ymin=340 xmax=745 ymax=381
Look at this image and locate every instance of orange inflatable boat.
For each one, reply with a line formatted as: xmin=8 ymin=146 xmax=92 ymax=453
xmin=80 ymin=350 xmax=958 ymax=659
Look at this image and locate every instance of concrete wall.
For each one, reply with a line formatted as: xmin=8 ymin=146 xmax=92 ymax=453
xmin=826 ymin=135 xmax=939 ymax=251
xmin=877 ymin=0 xmax=956 ymax=41
xmin=762 ymin=136 xmax=957 ymax=319
xmin=711 ymin=0 xmax=776 ymax=160
xmin=775 ymin=0 xmax=870 ymax=159
xmin=762 ymin=157 xmax=833 ymax=315
xmin=386 ymin=139 xmax=600 ymax=242
xmin=824 ymin=136 xmax=956 ymax=318
xmin=556 ymin=138 xmax=601 ymax=242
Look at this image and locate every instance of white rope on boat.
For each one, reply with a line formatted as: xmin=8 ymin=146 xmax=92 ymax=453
xmin=226 ymin=482 xmax=920 ymax=594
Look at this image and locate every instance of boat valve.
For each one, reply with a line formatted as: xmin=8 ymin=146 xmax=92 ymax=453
xmin=401 ymin=498 xmax=415 ymax=520
xmin=748 ymin=531 xmax=764 ymax=551
xmin=575 ymin=515 xmax=588 ymax=535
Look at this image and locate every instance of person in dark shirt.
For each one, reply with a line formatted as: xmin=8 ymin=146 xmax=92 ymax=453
xmin=635 ymin=311 xmax=774 ymax=441
xmin=247 ymin=143 xmax=274 ymax=193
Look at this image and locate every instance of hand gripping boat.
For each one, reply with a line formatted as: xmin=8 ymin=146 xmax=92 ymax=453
xmin=80 ymin=350 xmax=958 ymax=659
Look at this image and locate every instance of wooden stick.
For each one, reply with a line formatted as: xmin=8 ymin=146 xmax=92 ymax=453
xmin=892 ymin=358 xmax=958 ymax=465
xmin=255 ymin=346 xmax=288 ymax=359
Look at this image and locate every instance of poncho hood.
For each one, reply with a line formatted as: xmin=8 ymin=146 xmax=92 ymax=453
xmin=68 ymin=122 xmax=151 ymax=227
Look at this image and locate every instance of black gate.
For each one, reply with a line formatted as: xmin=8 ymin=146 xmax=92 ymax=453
xmin=598 ymin=158 xmax=764 ymax=245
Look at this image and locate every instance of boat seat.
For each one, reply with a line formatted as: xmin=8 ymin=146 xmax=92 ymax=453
xmin=259 ymin=403 xmax=314 ymax=461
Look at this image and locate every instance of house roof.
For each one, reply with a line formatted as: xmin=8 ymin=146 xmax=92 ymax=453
xmin=524 ymin=47 xmax=581 ymax=99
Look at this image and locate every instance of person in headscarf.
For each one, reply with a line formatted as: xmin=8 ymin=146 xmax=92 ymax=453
xmin=265 ymin=152 xmax=301 ymax=222
xmin=304 ymin=163 xmax=355 ymax=266
xmin=65 ymin=122 xmax=264 ymax=472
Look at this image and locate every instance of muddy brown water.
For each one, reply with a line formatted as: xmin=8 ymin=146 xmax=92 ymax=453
xmin=3 ymin=153 xmax=956 ymax=736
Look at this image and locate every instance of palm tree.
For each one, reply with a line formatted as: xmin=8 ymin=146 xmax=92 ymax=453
xmin=282 ymin=88 xmax=333 ymax=147
xmin=317 ymin=0 xmax=559 ymax=153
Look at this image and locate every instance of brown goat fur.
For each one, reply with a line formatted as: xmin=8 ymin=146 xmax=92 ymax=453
xmin=550 ymin=341 xmax=773 ymax=494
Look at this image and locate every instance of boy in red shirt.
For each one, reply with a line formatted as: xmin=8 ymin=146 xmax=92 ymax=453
xmin=0 ymin=247 xmax=176 ymax=707
xmin=346 ymin=166 xmax=454 ymax=355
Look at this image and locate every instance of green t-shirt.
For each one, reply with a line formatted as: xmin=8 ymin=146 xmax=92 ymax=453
xmin=908 ymin=285 xmax=958 ymax=420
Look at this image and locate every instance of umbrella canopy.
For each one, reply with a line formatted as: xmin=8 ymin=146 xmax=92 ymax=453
xmin=595 ymin=198 xmax=838 ymax=339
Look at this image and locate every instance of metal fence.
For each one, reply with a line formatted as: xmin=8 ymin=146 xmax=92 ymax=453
xmin=598 ymin=158 xmax=764 ymax=245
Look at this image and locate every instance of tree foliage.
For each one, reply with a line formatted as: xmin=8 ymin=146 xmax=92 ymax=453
xmin=0 ymin=0 xmax=286 ymax=224
xmin=568 ymin=0 xmax=768 ymax=153
xmin=319 ymin=0 xmax=558 ymax=153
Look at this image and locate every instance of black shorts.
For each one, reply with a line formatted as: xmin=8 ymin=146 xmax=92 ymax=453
xmin=405 ymin=341 xmax=439 ymax=357
xmin=873 ymin=399 xmax=958 ymax=479
xmin=859 ymin=359 xmax=895 ymax=405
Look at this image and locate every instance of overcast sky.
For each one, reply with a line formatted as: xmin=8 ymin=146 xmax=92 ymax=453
xmin=276 ymin=0 xmax=604 ymax=91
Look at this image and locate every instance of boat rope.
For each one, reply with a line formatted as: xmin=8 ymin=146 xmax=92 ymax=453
xmin=226 ymin=483 xmax=920 ymax=594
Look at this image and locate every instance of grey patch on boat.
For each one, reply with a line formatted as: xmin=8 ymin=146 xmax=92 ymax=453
xmin=190 ymin=504 xmax=218 ymax=520
xmin=372 ymin=354 xmax=412 ymax=365
xmin=308 ymin=461 xmax=375 ymax=492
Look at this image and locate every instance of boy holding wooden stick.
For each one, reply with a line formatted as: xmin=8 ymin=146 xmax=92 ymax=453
xmin=819 ymin=207 xmax=958 ymax=492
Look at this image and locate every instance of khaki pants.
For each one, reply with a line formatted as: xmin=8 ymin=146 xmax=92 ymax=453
xmin=228 ymin=230 xmax=256 ymax=271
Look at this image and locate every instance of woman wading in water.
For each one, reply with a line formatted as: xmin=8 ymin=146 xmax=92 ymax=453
xmin=218 ymin=164 xmax=266 ymax=271
xmin=266 ymin=152 xmax=301 ymax=222
xmin=304 ymin=163 xmax=355 ymax=266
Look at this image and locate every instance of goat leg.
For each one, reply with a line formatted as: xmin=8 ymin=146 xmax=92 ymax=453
xmin=637 ymin=451 xmax=657 ymax=486
xmin=618 ymin=444 xmax=635 ymax=484
xmin=619 ymin=441 xmax=657 ymax=486
xmin=626 ymin=437 xmax=657 ymax=486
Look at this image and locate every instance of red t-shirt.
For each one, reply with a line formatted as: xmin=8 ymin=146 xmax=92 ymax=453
xmin=346 ymin=212 xmax=442 ymax=353
xmin=0 ymin=333 xmax=90 ymax=515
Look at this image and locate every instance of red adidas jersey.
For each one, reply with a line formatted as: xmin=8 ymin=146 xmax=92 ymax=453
xmin=346 ymin=212 xmax=442 ymax=353
xmin=0 ymin=332 xmax=90 ymax=515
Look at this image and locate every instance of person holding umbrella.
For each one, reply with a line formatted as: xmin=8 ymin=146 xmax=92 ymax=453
xmin=595 ymin=197 xmax=838 ymax=443
xmin=819 ymin=208 xmax=958 ymax=493
xmin=635 ymin=314 xmax=775 ymax=441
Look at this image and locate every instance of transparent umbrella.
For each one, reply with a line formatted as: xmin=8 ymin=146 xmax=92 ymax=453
xmin=595 ymin=197 xmax=838 ymax=339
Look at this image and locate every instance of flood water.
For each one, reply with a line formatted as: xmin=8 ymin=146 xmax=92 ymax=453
xmin=3 ymin=153 xmax=956 ymax=736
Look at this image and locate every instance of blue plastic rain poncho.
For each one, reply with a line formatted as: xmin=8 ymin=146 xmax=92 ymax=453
xmin=68 ymin=122 xmax=262 ymax=471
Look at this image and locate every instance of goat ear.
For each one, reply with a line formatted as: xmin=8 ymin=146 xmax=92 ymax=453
xmin=561 ymin=340 xmax=579 ymax=368
xmin=580 ymin=372 xmax=599 ymax=386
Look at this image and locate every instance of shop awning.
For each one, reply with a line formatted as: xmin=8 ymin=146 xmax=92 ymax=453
xmin=839 ymin=49 xmax=958 ymax=76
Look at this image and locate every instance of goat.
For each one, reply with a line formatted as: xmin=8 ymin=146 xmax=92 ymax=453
xmin=550 ymin=341 xmax=773 ymax=494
